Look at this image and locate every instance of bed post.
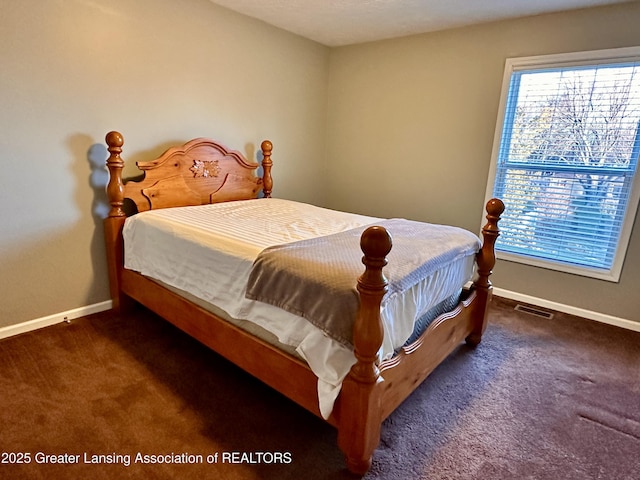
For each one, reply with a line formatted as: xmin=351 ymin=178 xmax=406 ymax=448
xmin=103 ymin=131 xmax=129 ymax=312
xmin=260 ymin=140 xmax=273 ymax=198
xmin=466 ymin=198 xmax=504 ymax=346
xmin=338 ymin=226 xmax=392 ymax=476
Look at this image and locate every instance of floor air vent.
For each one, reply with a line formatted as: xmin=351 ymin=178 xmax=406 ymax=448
xmin=514 ymin=304 xmax=554 ymax=319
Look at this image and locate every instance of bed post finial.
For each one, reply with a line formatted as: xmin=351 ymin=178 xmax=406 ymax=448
xmin=353 ymin=225 xmax=392 ymax=382
xmin=476 ymin=198 xmax=504 ymax=290
xmin=260 ymin=140 xmax=273 ymax=198
xmin=467 ymin=197 xmax=504 ymax=346
xmin=338 ymin=225 xmax=392 ymax=476
xmin=104 ymin=131 xmax=131 ymax=312
xmin=105 ymin=131 xmax=126 ymax=218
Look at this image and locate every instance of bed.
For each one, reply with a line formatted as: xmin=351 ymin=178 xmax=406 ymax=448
xmin=103 ymin=131 xmax=504 ymax=475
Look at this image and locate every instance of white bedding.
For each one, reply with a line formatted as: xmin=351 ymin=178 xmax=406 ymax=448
xmin=123 ymin=198 xmax=479 ymax=418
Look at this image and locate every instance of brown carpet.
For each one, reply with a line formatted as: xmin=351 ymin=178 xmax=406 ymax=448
xmin=0 ymin=297 xmax=638 ymax=479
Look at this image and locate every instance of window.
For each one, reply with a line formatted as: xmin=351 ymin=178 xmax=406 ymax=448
xmin=486 ymin=47 xmax=640 ymax=282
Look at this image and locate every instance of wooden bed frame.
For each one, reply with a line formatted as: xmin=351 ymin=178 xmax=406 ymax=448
xmin=103 ymin=131 xmax=504 ymax=476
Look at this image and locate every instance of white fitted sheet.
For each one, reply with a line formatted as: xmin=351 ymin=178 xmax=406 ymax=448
xmin=123 ymin=198 xmax=479 ymax=417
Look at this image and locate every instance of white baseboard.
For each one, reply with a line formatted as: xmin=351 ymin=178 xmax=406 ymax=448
xmin=493 ymin=287 xmax=640 ymax=333
xmin=2 ymin=290 xmax=638 ymax=340
xmin=0 ymin=300 xmax=113 ymax=340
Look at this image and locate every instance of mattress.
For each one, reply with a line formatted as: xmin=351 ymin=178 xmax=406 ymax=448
xmin=122 ymin=198 xmax=480 ymax=417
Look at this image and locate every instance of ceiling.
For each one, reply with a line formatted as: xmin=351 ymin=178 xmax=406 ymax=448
xmin=208 ymin=0 xmax=632 ymax=47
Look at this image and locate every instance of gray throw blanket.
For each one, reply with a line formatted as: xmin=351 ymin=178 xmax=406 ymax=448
xmin=245 ymin=219 xmax=481 ymax=348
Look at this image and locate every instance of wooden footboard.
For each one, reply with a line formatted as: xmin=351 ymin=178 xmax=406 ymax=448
xmin=103 ymin=131 xmax=503 ymax=476
xmin=337 ymin=198 xmax=504 ymax=475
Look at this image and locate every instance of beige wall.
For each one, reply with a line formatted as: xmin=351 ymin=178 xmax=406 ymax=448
xmin=326 ymin=2 xmax=640 ymax=323
xmin=0 ymin=0 xmax=329 ymax=327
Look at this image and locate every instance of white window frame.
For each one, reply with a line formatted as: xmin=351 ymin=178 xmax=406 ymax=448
xmin=485 ymin=46 xmax=640 ymax=282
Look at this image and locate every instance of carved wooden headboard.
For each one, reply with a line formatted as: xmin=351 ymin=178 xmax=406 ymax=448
xmin=105 ymin=131 xmax=273 ymax=216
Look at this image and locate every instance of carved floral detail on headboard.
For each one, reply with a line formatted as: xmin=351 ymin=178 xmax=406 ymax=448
xmin=190 ymin=159 xmax=221 ymax=178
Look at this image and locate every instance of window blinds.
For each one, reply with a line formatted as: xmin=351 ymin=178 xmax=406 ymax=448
xmin=490 ymin=58 xmax=640 ymax=280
